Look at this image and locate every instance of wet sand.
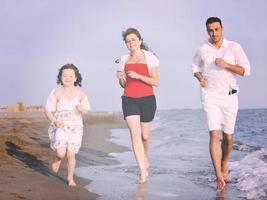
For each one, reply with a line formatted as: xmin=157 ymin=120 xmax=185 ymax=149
xmin=0 ymin=111 xmax=127 ymax=200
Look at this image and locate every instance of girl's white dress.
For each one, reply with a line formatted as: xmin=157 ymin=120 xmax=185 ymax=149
xmin=46 ymin=89 xmax=91 ymax=154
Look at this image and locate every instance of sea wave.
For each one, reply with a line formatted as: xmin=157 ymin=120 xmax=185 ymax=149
xmin=229 ymin=149 xmax=267 ymax=200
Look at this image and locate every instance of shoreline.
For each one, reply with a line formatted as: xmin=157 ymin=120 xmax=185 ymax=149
xmin=0 ymin=111 xmax=127 ymax=200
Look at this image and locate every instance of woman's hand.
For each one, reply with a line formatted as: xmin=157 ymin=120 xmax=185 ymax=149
xmin=116 ymin=70 xmax=125 ymax=80
xmin=127 ymin=71 xmax=142 ymax=80
xmin=116 ymin=70 xmax=126 ymax=88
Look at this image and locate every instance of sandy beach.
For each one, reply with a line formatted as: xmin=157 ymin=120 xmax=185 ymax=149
xmin=1 ymin=109 xmax=266 ymax=200
xmin=0 ymin=111 xmax=127 ymax=200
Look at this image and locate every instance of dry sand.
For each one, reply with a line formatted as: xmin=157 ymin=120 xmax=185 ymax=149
xmin=0 ymin=111 xmax=127 ymax=200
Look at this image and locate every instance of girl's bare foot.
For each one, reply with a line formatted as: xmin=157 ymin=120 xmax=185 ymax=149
xmin=67 ymin=179 xmax=77 ymax=187
xmin=51 ymin=159 xmax=61 ymax=173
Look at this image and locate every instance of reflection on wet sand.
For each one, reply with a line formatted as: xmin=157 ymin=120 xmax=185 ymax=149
xmin=132 ymin=183 xmax=147 ymax=200
xmin=215 ymin=185 xmax=228 ymax=200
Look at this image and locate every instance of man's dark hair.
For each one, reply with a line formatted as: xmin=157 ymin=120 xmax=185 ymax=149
xmin=206 ymin=17 xmax=223 ymax=28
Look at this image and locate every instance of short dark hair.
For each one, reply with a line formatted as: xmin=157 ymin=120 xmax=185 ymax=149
xmin=206 ymin=17 xmax=223 ymax=28
xmin=57 ymin=64 xmax=82 ymax=87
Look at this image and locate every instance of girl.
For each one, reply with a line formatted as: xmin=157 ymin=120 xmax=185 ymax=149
xmin=116 ymin=28 xmax=160 ymax=184
xmin=45 ymin=64 xmax=91 ymax=186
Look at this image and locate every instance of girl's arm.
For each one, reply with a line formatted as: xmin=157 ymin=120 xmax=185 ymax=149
xmin=76 ymin=104 xmax=89 ymax=115
xmin=76 ymin=91 xmax=91 ymax=115
xmin=45 ymin=110 xmax=63 ymax=128
xmin=45 ymin=89 xmax=63 ymax=128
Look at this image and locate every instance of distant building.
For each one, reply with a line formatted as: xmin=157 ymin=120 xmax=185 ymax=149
xmin=1 ymin=102 xmax=44 ymax=112
xmin=18 ymin=102 xmax=25 ymax=112
xmin=7 ymin=104 xmax=20 ymax=112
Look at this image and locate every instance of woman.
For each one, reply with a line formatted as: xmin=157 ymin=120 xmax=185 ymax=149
xmin=116 ymin=28 xmax=159 ymax=184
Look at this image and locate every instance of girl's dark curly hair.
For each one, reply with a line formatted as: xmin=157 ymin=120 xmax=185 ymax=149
xmin=57 ymin=64 xmax=82 ymax=87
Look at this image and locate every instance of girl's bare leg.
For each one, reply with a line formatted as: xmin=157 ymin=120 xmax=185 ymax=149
xmin=51 ymin=147 xmax=66 ymax=173
xmin=67 ymin=149 xmax=76 ymax=186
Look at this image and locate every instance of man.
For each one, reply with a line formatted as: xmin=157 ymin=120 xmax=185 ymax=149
xmin=191 ymin=17 xmax=250 ymax=189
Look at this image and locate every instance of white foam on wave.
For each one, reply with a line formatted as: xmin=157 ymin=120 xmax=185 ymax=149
xmin=229 ymin=149 xmax=267 ymax=200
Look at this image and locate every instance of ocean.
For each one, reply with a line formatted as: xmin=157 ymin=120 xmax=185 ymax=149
xmin=76 ymin=109 xmax=267 ymax=200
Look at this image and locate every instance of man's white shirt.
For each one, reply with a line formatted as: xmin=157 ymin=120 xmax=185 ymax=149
xmin=192 ymin=38 xmax=250 ymax=97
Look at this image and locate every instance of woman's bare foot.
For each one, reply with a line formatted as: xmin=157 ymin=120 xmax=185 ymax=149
xmin=221 ymin=161 xmax=228 ymax=182
xmin=216 ymin=177 xmax=226 ymax=190
xmin=67 ymin=179 xmax=77 ymax=187
xmin=137 ymin=170 xmax=148 ymax=184
xmin=145 ymin=158 xmax=150 ymax=178
xmin=145 ymin=158 xmax=150 ymax=170
xmin=51 ymin=159 xmax=61 ymax=173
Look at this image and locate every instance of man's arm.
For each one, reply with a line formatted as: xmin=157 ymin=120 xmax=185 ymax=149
xmin=216 ymin=42 xmax=250 ymax=76
xmin=215 ymin=58 xmax=245 ymax=76
xmin=194 ymin=72 xmax=208 ymax=87
xmin=192 ymin=48 xmax=208 ymax=87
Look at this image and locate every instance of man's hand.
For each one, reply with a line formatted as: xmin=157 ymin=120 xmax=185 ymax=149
xmin=200 ymin=77 xmax=208 ymax=87
xmin=215 ymin=58 xmax=228 ymax=69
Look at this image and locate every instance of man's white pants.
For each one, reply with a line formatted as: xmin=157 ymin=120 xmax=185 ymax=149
xmin=202 ymin=93 xmax=238 ymax=134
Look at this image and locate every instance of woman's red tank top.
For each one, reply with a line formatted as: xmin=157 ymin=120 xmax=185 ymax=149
xmin=123 ymin=63 xmax=154 ymax=98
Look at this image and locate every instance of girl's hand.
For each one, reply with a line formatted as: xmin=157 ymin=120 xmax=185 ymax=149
xmin=76 ymin=104 xmax=84 ymax=113
xmin=53 ymin=119 xmax=63 ymax=128
xmin=127 ymin=71 xmax=142 ymax=80
xmin=76 ymin=104 xmax=89 ymax=115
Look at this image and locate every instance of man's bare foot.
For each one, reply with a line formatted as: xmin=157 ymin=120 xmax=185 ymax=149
xmin=216 ymin=177 xmax=226 ymax=190
xmin=51 ymin=159 xmax=61 ymax=173
xmin=67 ymin=179 xmax=77 ymax=187
xmin=216 ymin=185 xmax=227 ymax=198
xmin=221 ymin=161 xmax=228 ymax=182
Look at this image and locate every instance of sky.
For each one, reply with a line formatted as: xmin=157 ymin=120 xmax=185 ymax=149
xmin=1 ymin=0 xmax=267 ymax=111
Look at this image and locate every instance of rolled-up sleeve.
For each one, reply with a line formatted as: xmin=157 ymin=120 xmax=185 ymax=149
xmin=234 ymin=43 xmax=251 ymax=76
xmin=191 ymin=48 xmax=202 ymax=74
